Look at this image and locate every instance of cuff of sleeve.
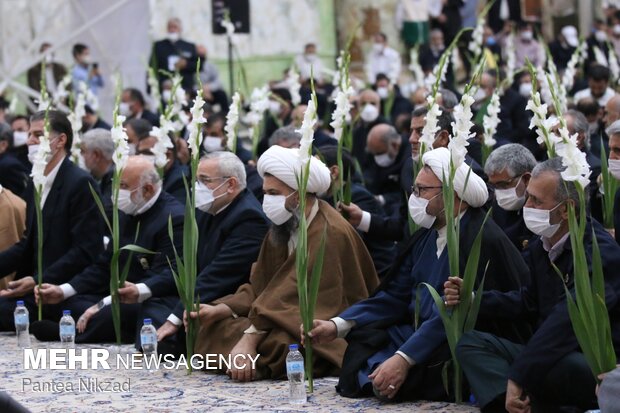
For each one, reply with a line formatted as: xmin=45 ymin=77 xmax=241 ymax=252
xmin=136 ymin=283 xmax=152 ymax=303
xmin=357 ymin=211 xmax=371 ymax=233
xmin=330 ymin=317 xmax=356 ymax=338
xmin=395 ymin=351 xmax=415 ymax=366
xmin=60 ymin=283 xmax=77 ymax=300
xmin=102 ymin=296 xmax=112 ymax=306
xmin=167 ymin=314 xmax=183 ymax=326
xmin=243 ymin=324 xmax=267 ymax=334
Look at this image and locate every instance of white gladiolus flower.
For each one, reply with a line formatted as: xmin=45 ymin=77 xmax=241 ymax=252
xmin=31 ymin=128 xmax=52 ymax=192
xmin=53 ymin=74 xmax=73 ymax=104
xmin=246 ymin=86 xmax=271 ymax=127
xmin=483 ymin=92 xmax=501 ymax=148
xmin=420 ymin=96 xmax=442 ymax=155
xmin=286 ymin=68 xmax=301 ymax=106
xmin=555 ymin=127 xmax=591 ymax=189
xmin=526 ymin=91 xmax=560 ymax=150
xmin=449 ymin=92 xmax=475 ymax=168
xmin=147 ymin=68 xmax=161 ymax=108
xmin=222 ymin=18 xmax=236 ymax=42
xmin=537 ymin=66 xmax=553 ymax=104
xmin=150 ymin=117 xmax=175 ymax=168
xmin=594 ymin=46 xmax=609 ymax=67
xmin=296 ymin=99 xmax=317 ymax=164
xmin=225 ymin=92 xmax=241 ymax=151
xmin=609 ymin=49 xmax=620 ymax=84
xmin=111 ymin=115 xmax=130 ymax=171
xmin=409 ymin=47 xmax=425 ymax=88
xmin=468 ymin=17 xmax=485 ymax=57
xmin=562 ymin=42 xmax=585 ymax=92
xmin=187 ymin=94 xmax=207 ymax=159
xmin=68 ymin=86 xmax=87 ymax=164
xmin=329 ymin=86 xmax=354 ymax=142
xmin=503 ymin=34 xmax=517 ymax=92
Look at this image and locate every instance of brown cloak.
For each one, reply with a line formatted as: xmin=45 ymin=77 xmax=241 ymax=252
xmin=0 ymin=189 xmax=26 ymax=289
xmin=194 ymin=200 xmax=379 ymax=379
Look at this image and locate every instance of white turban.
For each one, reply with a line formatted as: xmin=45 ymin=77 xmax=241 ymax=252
xmin=422 ymin=147 xmax=488 ymax=208
xmin=257 ymin=145 xmax=331 ymax=195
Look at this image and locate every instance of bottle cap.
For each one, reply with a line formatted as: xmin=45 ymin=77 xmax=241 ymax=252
xmin=144 ymin=318 xmax=152 ymax=324
xmin=16 ymin=301 xmax=24 ymax=306
xmin=63 ymin=310 xmax=71 ymax=316
xmin=289 ymin=344 xmax=299 ymax=350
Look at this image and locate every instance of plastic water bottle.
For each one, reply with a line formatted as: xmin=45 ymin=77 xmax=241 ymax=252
xmin=286 ymin=344 xmax=306 ymax=404
xmin=140 ymin=318 xmax=158 ymax=370
xmin=59 ymin=310 xmax=75 ymax=348
xmin=14 ymin=301 xmax=31 ymax=348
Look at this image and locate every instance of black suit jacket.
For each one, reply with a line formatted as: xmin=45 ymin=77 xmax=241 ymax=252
xmin=133 ymin=110 xmax=160 ymax=127
xmin=0 ymin=157 xmax=103 ymax=284
xmin=495 ymin=89 xmax=529 ymax=146
xmin=150 ymin=39 xmax=198 ymax=91
xmin=0 ymin=152 xmax=28 ymax=199
xmin=69 ymin=191 xmax=184 ymax=296
xmin=163 ymin=161 xmax=190 ymax=204
xmin=172 ymin=189 xmax=269 ymax=318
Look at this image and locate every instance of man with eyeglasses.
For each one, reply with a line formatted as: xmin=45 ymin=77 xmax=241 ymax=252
xmin=484 ymin=143 xmax=537 ymax=251
xmin=155 ymin=151 xmax=269 ymax=356
xmin=35 ymin=156 xmax=184 ymax=346
xmin=306 ymin=147 xmax=529 ymax=403
xmin=0 ymin=110 xmax=103 ymax=330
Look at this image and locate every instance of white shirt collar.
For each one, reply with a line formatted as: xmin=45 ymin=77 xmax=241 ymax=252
xmin=542 ymin=231 xmax=570 ymax=262
xmin=435 ymin=210 xmax=467 ymax=258
xmin=41 ymin=158 xmax=64 ymax=208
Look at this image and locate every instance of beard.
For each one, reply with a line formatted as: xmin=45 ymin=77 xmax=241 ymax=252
xmin=269 ymin=212 xmax=300 ymax=247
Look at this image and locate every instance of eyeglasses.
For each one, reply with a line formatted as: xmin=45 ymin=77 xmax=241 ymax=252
xmin=197 ymin=176 xmax=230 ymax=185
xmin=411 ymin=184 xmax=443 ymax=197
xmin=491 ymin=175 xmax=523 ymax=190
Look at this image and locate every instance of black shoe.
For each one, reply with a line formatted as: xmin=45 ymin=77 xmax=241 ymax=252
xmin=30 ymin=320 xmax=59 ymax=342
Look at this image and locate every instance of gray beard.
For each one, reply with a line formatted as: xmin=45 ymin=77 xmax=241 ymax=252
xmin=269 ymin=212 xmax=300 ymax=247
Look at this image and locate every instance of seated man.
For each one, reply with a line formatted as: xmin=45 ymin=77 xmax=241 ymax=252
xmin=609 ymin=121 xmax=620 ymax=242
xmin=484 ymin=143 xmax=537 ymax=251
xmin=447 ymin=157 xmax=620 ymax=412
xmin=0 ymin=185 xmax=26 ymax=289
xmin=155 ymin=152 xmax=269 ymax=353
xmin=0 ymin=110 xmax=103 ymax=329
xmin=36 ymin=156 xmax=184 ymax=345
xmin=0 ymin=124 xmax=28 ymax=199
xmin=306 ymin=147 xmax=530 ymax=402
xmin=189 ymin=145 xmax=379 ymax=381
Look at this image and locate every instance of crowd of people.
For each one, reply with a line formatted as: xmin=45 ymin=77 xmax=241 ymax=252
xmin=1 ymin=2 xmax=620 ymax=412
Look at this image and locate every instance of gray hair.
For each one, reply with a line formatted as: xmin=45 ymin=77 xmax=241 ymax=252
xmin=268 ymin=125 xmax=301 ymax=148
xmin=531 ymin=157 xmax=585 ymax=207
xmin=138 ymin=166 xmax=162 ymax=191
xmin=201 ymin=151 xmax=247 ymax=190
xmin=606 ymin=119 xmax=620 ymax=137
xmin=438 ymin=88 xmax=458 ymax=110
xmin=565 ymin=109 xmax=590 ymax=149
xmin=484 ymin=143 xmax=537 ymax=177
xmin=379 ymin=125 xmax=401 ymax=145
xmin=82 ymin=128 xmax=114 ymax=160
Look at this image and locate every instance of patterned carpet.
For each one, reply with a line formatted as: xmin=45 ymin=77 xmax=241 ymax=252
xmin=0 ymin=332 xmax=479 ymax=412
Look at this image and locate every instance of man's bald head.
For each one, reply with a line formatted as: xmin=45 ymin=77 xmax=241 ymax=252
xmin=120 ymin=155 xmax=161 ymax=206
xmin=367 ymin=124 xmax=401 ymax=160
xmin=359 ymin=89 xmax=380 ymax=107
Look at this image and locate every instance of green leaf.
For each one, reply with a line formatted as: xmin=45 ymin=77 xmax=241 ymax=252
xmin=119 ymin=244 xmax=158 ymax=255
xmin=307 ymin=227 xmax=327 ymax=321
xmin=88 ymin=183 xmax=112 ymax=234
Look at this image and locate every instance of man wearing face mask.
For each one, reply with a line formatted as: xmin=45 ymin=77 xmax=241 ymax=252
xmin=256 ymin=88 xmax=293 ymax=157
xmin=587 ymin=19 xmax=612 ymax=69
xmin=447 ymin=157 xmax=620 ymax=413
xmin=307 ymin=147 xmax=528 ymax=402
xmin=36 ymin=156 xmax=184 ymax=345
xmin=0 ymin=125 xmax=28 ymax=199
xmin=190 ymin=145 xmax=379 ymax=382
xmin=203 ymin=113 xmax=253 ymax=163
xmin=80 ymin=128 xmax=115 ymax=230
xmin=485 ymin=144 xmax=537 ymax=251
xmin=9 ymin=115 xmax=31 ymax=170
xmin=137 ymin=132 xmax=189 ymax=204
xmin=365 ymin=33 xmax=401 ymax=85
xmin=82 ymin=105 xmax=111 ymax=132
xmin=294 ymin=43 xmax=325 ymax=83
xmin=549 ymin=25 xmax=578 ymax=71
xmin=513 ymin=23 xmax=545 ymax=68
xmin=605 ymin=120 xmax=620 ymax=243
xmin=374 ymin=73 xmax=413 ymax=124
xmin=352 ymin=89 xmax=389 ymax=167
xmin=149 ymin=17 xmax=199 ymax=92
xmin=0 ymin=110 xmax=103 ymax=330
xmin=575 ymin=64 xmax=616 ymax=108
xmin=155 ymin=152 xmax=268 ymax=355
xmin=364 ymin=124 xmax=409 ymax=216
xmin=120 ymin=88 xmax=159 ymax=127
xmin=71 ymin=43 xmax=104 ymax=96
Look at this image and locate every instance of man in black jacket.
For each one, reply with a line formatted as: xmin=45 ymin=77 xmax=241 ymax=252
xmin=0 ymin=125 xmax=28 ymax=199
xmin=121 ymin=88 xmax=160 ymax=127
xmin=149 ymin=17 xmax=199 ymax=91
xmin=447 ymin=158 xmax=620 ymax=412
xmin=37 ymin=156 xmax=184 ymax=345
xmin=0 ymin=110 xmax=104 ymax=329
xmin=155 ymin=152 xmax=269 ymax=352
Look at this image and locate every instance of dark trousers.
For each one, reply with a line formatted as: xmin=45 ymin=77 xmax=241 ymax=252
xmin=0 ymin=294 xmax=66 ymax=331
xmin=457 ymin=330 xmax=598 ymax=412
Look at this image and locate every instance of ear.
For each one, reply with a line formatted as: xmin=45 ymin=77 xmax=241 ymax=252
xmin=226 ymin=176 xmax=238 ymax=192
xmin=521 ymin=172 xmax=531 ymax=186
xmin=328 ymin=165 xmax=339 ymax=181
xmin=57 ymin=133 xmax=68 ymax=151
xmin=142 ymin=183 xmax=155 ymax=199
xmin=560 ymin=199 xmax=573 ymax=221
xmin=433 ymin=130 xmax=449 ymax=148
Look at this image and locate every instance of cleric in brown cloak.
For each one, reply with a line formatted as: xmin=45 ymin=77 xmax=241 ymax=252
xmin=190 ymin=145 xmax=379 ymax=381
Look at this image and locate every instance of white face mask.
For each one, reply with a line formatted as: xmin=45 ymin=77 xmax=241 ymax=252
xmin=609 ymin=159 xmax=620 ymax=180
xmin=45 ymin=53 xmax=54 ymax=64
xmin=117 ymin=188 xmax=143 ymax=216
xmin=614 ymin=25 xmax=620 ymax=36
xmin=595 ymin=30 xmax=608 ymax=43
xmin=377 ymin=87 xmax=389 ymax=99
xmin=263 ymin=192 xmax=295 ymax=225
xmin=520 ymin=31 xmax=533 ymax=41
xmin=519 ymin=83 xmax=533 ymax=97
xmin=162 ymin=90 xmax=172 ymax=102
xmin=128 ymin=143 xmax=137 ymax=156
xmin=81 ymin=55 xmax=92 ymax=65
xmin=195 ymin=180 xmax=228 ymax=213
xmin=269 ymin=101 xmax=281 ymax=117
xmin=408 ymin=193 xmax=438 ymax=229
xmin=495 ymin=177 xmax=526 ymax=211
xmin=523 ymin=204 xmax=562 ymax=238
xmin=27 ymin=137 xmax=57 ymax=164
xmin=473 ymin=88 xmax=487 ymax=102
xmin=372 ymin=43 xmax=384 ymax=53
xmin=374 ymin=152 xmax=394 ymax=167
xmin=360 ymin=103 xmax=379 ymax=123
xmin=168 ymin=32 xmax=180 ymax=42
xmin=119 ymin=102 xmax=132 ymax=117
xmin=203 ymin=136 xmax=224 ymax=153
xmin=13 ymin=131 xmax=28 ymax=147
